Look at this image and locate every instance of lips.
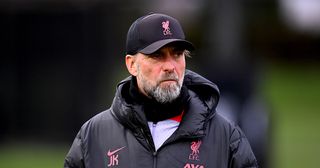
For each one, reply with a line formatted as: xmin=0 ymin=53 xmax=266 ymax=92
xmin=162 ymin=79 xmax=178 ymax=82
xmin=160 ymin=78 xmax=178 ymax=84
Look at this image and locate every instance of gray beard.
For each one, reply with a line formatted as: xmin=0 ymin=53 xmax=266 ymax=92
xmin=140 ymin=72 xmax=184 ymax=104
xmin=148 ymin=81 xmax=181 ymax=104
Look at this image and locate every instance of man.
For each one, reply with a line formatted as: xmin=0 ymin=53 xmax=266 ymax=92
xmin=64 ymin=13 xmax=258 ymax=168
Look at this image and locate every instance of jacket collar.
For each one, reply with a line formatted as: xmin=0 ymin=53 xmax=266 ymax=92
xmin=111 ymin=70 xmax=220 ymax=139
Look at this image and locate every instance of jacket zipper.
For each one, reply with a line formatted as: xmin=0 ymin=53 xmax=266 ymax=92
xmin=140 ymin=125 xmax=157 ymax=168
xmin=152 ymin=122 xmax=157 ymax=168
xmin=153 ymin=151 xmax=157 ymax=168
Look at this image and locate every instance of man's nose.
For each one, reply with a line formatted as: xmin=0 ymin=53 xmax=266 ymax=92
xmin=162 ymin=55 xmax=176 ymax=72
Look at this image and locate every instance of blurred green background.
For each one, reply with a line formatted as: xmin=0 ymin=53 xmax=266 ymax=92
xmin=266 ymin=63 xmax=320 ymax=168
xmin=1 ymin=0 xmax=319 ymax=168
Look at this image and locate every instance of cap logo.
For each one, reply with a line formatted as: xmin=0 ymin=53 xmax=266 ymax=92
xmin=162 ymin=20 xmax=172 ymax=36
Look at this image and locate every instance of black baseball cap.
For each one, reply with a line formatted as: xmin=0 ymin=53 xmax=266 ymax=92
xmin=126 ymin=13 xmax=195 ymax=55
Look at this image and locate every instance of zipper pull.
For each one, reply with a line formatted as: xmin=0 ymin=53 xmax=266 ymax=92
xmin=153 ymin=122 xmax=157 ymax=127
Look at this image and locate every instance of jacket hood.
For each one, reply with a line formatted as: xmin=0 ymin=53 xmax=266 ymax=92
xmin=111 ymin=69 xmax=220 ymax=141
xmin=183 ymin=70 xmax=220 ymax=112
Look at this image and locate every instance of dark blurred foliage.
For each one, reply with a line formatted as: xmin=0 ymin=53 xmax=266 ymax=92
xmin=0 ymin=1 xmax=142 ymax=142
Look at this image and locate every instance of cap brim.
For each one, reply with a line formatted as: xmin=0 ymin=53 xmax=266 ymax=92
xmin=139 ymin=39 xmax=195 ymax=55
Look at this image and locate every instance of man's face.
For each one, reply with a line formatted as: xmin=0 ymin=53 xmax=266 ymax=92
xmin=126 ymin=45 xmax=186 ymax=103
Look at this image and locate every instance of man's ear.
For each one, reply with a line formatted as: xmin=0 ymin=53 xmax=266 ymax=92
xmin=125 ymin=55 xmax=138 ymax=76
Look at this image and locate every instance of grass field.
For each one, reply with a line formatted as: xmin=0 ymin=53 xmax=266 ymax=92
xmin=0 ymin=143 xmax=67 ymax=168
xmin=265 ymin=63 xmax=320 ymax=168
xmin=0 ymin=62 xmax=319 ymax=168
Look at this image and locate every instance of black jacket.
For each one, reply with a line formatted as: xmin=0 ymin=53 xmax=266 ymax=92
xmin=64 ymin=70 xmax=258 ymax=168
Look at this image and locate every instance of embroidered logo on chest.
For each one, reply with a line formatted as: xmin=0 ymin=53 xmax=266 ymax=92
xmin=189 ymin=140 xmax=202 ymax=160
xmin=106 ymin=146 xmax=125 ymax=167
xmin=184 ymin=140 xmax=205 ymax=168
